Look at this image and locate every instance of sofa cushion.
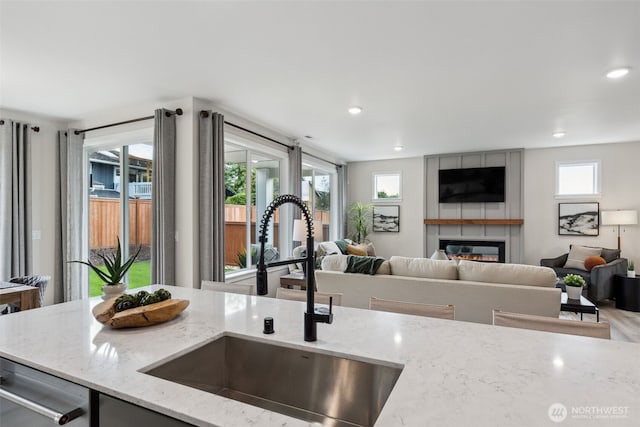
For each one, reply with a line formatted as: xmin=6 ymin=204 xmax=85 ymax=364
xmin=317 ymin=241 xmax=342 ymax=257
xmin=376 ymin=260 xmax=391 ymax=275
xmin=365 ymin=242 xmax=376 ymax=257
xmin=389 ymin=256 xmax=458 ymax=280
xmin=457 ymin=260 xmax=557 ymax=287
xmin=564 ymin=245 xmax=602 ymax=270
xmin=346 ymin=244 xmax=368 ymax=256
xmin=599 ymin=247 xmax=620 ymax=263
xmin=584 ymin=255 xmax=606 ymax=272
xmin=321 ymin=254 xmax=349 ymax=272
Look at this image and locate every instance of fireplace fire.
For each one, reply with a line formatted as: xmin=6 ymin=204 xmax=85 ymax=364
xmin=439 ymin=240 xmax=506 ymax=263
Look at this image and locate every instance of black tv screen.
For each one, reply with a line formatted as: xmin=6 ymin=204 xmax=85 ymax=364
xmin=439 ymin=166 xmax=505 ymax=203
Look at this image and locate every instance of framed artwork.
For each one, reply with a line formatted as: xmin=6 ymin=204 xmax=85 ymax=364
xmin=373 ymin=205 xmax=400 ymax=232
xmin=558 ymin=202 xmax=599 ymax=236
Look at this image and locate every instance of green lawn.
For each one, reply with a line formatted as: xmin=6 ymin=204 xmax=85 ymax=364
xmin=89 ymin=261 xmax=151 ymax=297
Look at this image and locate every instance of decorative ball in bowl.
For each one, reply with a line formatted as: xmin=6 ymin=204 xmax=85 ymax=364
xmin=92 ymin=288 xmax=189 ymax=328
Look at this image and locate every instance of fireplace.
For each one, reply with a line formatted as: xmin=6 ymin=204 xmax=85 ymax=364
xmin=439 ymin=240 xmax=506 ymax=263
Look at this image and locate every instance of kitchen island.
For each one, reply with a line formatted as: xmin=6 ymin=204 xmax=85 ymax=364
xmin=0 ymin=285 xmax=639 ymax=426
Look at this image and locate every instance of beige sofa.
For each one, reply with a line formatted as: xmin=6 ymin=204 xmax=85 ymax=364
xmin=315 ymin=256 xmax=561 ymax=324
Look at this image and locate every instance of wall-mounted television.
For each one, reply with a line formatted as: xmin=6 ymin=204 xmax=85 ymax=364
xmin=439 ymin=166 xmax=505 ymax=203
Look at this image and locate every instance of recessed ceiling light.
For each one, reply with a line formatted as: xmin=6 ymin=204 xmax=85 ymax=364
xmin=393 ymin=145 xmax=404 ymax=152
xmin=552 ymin=131 xmax=566 ymax=138
xmin=348 ymin=106 xmax=362 ymax=115
xmin=606 ymin=67 xmax=631 ymax=79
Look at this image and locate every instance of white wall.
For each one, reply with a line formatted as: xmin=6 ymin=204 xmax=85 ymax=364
xmin=0 ymin=108 xmax=67 ymax=306
xmin=523 ymin=141 xmax=640 ymax=266
xmin=347 ymin=157 xmax=425 ymax=259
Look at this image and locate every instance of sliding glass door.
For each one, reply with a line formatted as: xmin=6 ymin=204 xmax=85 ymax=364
xmin=86 ymin=141 xmax=152 ymax=296
xmin=224 ymin=141 xmax=283 ymax=276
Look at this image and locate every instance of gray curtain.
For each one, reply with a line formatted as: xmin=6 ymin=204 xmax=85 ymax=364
xmin=0 ymin=120 xmax=32 ymax=280
xmin=54 ymin=129 xmax=84 ymax=302
xmin=288 ymin=145 xmax=303 ymax=222
xmin=337 ymin=164 xmax=347 ymax=238
xmin=151 ymin=109 xmax=177 ymax=285
xmin=198 ymin=111 xmax=225 ymax=285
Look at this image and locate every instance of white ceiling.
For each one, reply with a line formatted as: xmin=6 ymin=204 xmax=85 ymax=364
xmin=1 ymin=1 xmax=639 ymax=162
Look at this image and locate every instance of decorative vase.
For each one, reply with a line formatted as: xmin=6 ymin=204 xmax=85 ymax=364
xmin=430 ymin=249 xmax=449 ymax=261
xmin=565 ymin=285 xmax=583 ymax=300
xmin=628 ymin=270 xmax=636 ymax=278
xmin=102 ymin=283 xmax=128 ymax=300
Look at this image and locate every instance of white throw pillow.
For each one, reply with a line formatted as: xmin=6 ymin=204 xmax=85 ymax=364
xmin=457 ymin=260 xmax=557 ymax=287
xmin=563 ymin=245 xmax=602 ymax=270
xmin=321 ymin=254 xmax=349 ymax=272
xmin=317 ymin=241 xmax=342 ymax=256
xmin=389 ymin=256 xmax=458 ymax=280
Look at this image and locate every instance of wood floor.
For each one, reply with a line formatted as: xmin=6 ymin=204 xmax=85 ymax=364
xmin=559 ymin=300 xmax=640 ymax=343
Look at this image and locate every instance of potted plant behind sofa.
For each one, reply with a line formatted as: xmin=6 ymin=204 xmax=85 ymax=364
xmin=563 ymin=274 xmax=586 ymax=300
xmin=628 ymin=260 xmax=636 ymax=278
xmin=348 ymin=202 xmax=373 ymax=243
xmin=70 ymin=237 xmax=141 ymax=299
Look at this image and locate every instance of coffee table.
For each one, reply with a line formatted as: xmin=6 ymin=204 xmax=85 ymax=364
xmin=561 ymin=292 xmax=599 ymax=322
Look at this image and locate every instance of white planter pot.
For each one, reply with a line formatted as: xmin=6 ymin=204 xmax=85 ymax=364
xmin=102 ymin=283 xmax=128 ymax=300
xmin=628 ymin=270 xmax=636 ymax=278
xmin=565 ymin=285 xmax=583 ymax=300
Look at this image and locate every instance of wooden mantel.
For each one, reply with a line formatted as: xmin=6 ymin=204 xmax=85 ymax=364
xmin=424 ymin=218 xmax=524 ymax=225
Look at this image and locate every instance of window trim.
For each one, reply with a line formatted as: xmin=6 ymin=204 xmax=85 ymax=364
xmin=372 ymin=171 xmax=402 ymax=202
xmin=555 ymin=160 xmax=601 ymax=198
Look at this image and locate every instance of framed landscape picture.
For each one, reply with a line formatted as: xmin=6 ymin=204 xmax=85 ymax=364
xmin=373 ymin=205 xmax=400 ymax=232
xmin=558 ymin=202 xmax=599 ymax=236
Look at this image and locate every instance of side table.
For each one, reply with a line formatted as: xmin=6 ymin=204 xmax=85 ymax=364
xmin=614 ymin=274 xmax=640 ymax=312
xmin=279 ymin=273 xmax=314 ymax=291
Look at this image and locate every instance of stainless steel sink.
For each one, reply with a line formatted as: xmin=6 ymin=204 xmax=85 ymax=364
xmin=143 ymin=335 xmax=403 ymax=427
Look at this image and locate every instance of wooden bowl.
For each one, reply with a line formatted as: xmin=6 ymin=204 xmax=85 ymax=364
xmin=92 ymin=297 xmax=189 ymax=328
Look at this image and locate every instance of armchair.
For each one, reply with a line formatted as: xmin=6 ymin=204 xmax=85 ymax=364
xmin=540 ymin=245 xmax=627 ymax=302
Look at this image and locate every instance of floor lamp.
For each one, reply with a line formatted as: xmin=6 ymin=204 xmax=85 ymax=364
xmin=601 ymin=210 xmax=638 ymax=252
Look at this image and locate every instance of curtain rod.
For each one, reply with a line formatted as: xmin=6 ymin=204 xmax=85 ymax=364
xmin=302 ymin=150 xmax=342 ymax=168
xmin=200 ymin=111 xmax=342 ymax=168
xmin=223 ymin=119 xmax=292 ymax=150
xmin=0 ymin=120 xmax=40 ymax=132
xmin=74 ymin=108 xmax=183 ymax=135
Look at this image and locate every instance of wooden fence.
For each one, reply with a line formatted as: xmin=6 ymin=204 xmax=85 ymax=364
xmin=90 ymin=198 xmax=151 ymax=249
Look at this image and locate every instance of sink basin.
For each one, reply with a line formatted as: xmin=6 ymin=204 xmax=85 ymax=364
xmin=143 ymin=334 xmax=403 ymax=426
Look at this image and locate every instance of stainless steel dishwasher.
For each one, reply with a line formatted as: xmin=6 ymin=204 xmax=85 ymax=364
xmin=0 ymin=357 xmax=90 ymax=426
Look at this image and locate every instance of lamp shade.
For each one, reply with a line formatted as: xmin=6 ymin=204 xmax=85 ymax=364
xmin=430 ymin=249 xmax=449 ymax=261
xmin=292 ymin=219 xmax=306 ymax=242
xmin=601 ymin=210 xmax=638 ymax=226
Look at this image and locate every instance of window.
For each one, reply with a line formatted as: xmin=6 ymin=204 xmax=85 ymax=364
xmin=302 ymin=161 xmax=337 ymax=242
xmin=556 ymin=161 xmax=601 ymax=197
xmin=224 ymin=136 xmax=285 ymax=276
xmin=85 ymin=131 xmax=153 ymax=297
xmin=373 ymin=172 xmax=401 ymax=200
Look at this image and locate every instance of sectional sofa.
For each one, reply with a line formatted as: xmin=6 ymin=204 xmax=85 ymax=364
xmin=315 ymin=256 xmax=561 ymax=324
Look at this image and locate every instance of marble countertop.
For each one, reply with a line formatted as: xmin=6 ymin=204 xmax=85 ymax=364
xmin=1 ymin=285 xmax=639 ymax=426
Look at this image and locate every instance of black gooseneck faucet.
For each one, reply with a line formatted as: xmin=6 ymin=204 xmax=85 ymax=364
xmin=256 ymin=194 xmax=333 ymax=342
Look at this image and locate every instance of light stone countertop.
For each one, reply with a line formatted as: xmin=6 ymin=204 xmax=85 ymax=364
xmin=0 ymin=285 xmax=639 ymax=426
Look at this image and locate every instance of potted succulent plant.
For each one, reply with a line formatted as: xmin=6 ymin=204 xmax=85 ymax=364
xmin=70 ymin=237 xmax=141 ymax=299
xmin=628 ymin=260 xmax=635 ymax=278
xmin=563 ymin=273 xmax=586 ymax=300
